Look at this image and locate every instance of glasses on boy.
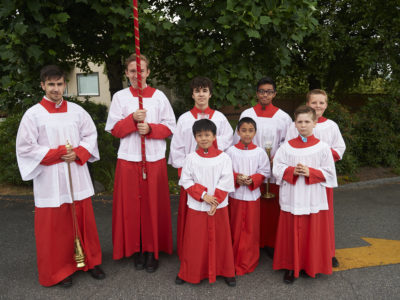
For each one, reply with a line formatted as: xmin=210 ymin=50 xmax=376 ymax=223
xmin=257 ymin=89 xmax=275 ymax=95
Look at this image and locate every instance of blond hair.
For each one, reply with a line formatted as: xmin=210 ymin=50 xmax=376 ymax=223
xmin=125 ymin=54 xmax=150 ymax=69
xmin=306 ymin=89 xmax=328 ymax=103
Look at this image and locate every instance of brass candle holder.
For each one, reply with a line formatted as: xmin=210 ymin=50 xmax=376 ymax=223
xmin=262 ymin=141 xmax=275 ymax=199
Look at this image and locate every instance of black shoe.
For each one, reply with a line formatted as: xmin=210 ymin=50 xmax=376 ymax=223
xmin=332 ymin=256 xmax=339 ymax=268
xmin=59 ymin=276 xmax=72 ymax=288
xmin=265 ymin=247 xmax=274 ymax=259
xmin=89 ymin=265 xmax=106 ymax=280
xmin=283 ymin=270 xmax=295 ymax=284
xmin=224 ymin=277 xmax=236 ymax=287
xmin=300 ymin=270 xmax=310 ymax=278
xmin=133 ymin=252 xmax=146 ymax=270
xmin=145 ymin=252 xmax=158 ymax=273
xmin=175 ymin=276 xmax=185 ymax=285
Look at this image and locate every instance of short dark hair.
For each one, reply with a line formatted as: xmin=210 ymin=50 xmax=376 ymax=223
xmin=294 ymin=105 xmax=317 ymax=121
xmin=190 ymin=76 xmax=213 ymax=95
xmin=192 ymin=119 xmax=217 ymax=136
xmin=256 ymin=76 xmax=276 ymax=91
xmin=237 ymin=117 xmax=257 ymax=132
xmin=40 ymin=65 xmax=65 ymax=82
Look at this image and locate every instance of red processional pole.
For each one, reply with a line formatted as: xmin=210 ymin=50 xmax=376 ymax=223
xmin=133 ymin=0 xmax=147 ymax=180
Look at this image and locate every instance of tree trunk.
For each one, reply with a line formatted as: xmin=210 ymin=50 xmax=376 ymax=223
xmin=105 ymin=56 xmax=124 ymax=99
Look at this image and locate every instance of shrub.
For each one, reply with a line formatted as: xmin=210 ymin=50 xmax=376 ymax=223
xmin=324 ymin=100 xmax=359 ymax=175
xmin=353 ymin=96 xmax=400 ymax=167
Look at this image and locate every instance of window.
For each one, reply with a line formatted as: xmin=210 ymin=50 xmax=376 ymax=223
xmin=77 ymin=73 xmax=99 ymax=96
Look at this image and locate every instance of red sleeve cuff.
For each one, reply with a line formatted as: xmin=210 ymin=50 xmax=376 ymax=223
xmin=331 ymin=148 xmax=341 ymax=162
xmin=248 ymin=174 xmax=265 ymax=191
xmin=283 ymin=166 xmax=299 ymax=184
xmin=178 ymin=168 xmax=182 ymax=178
xmin=214 ymin=188 xmax=228 ymax=204
xmin=73 ymin=146 xmax=91 ymax=165
xmin=111 ymin=114 xmax=137 ymax=138
xmin=40 ymin=145 xmax=67 ymax=166
xmin=146 ymin=123 xmax=172 ymax=139
xmin=305 ymin=167 xmax=326 ymax=185
xmin=233 ymin=172 xmax=240 ymax=188
xmin=186 ymin=183 xmax=207 ymax=201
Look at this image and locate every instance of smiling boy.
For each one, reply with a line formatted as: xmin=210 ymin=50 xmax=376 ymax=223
xmin=273 ymin=105 xmax=337 ymax=284
xmin=16 ymin=65 xmax=104 ymax=287
xmin=177 ymin=119 xmax=236 ymax=286
xmin=105 ymin=54 xmax=176 ymax=273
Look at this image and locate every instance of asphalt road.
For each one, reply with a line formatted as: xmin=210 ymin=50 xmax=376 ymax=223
xmin=1 ymin=180 xmax=400 ymax=299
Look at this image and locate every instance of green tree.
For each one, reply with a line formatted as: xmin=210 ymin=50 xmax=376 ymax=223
xmin=0 ymin=0 xmax=318 ymax=113
xmin=290 ymin=0 xmax=400 ymax=94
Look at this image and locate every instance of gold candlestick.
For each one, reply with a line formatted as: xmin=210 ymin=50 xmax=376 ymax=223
xmin=66 ymin=140 xmax=86 ymax=268
xmin=262 ymin=142 xmax=275 ymax=199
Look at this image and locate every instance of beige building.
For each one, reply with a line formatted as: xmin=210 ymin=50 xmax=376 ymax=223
xmin=65 ymin=62 xmax=177 ymax=107
xmin=64 ymin=62 xmax=113 ymax=107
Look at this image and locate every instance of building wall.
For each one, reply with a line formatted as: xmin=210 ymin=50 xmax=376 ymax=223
xmin=65 ymin=62 xmax=112 ymax=107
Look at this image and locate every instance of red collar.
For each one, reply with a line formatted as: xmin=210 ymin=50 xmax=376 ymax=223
xmin=190 ymin=106 xmax=215 ymax=119
xmin=318 ymin=116 xmax=327 ymax=123
xmin=234 ymin=141 xmax=257 ymax=150
xmin=129 ymin=86 xmax=156 ymax=98
xmin=288 ymin=135 xmax=320 ymax=148
xmin=196 ymin=145 xmax=222 ymax=158
xmin=39 ymin=97 xmax=67 ymax=113
xmin=253 ymin=103 xmax=279 ymax=118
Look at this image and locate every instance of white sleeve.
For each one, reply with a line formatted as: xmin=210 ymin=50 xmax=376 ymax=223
xmin=168 ymin=117 xmax=186 ymax=168
xmin=217 ymin=116 xmax=233 ymax=151
xmin=16 ymin=113 xmax=49 ymax=181
xmin=331 ymin=123 xmax=346 ymax=159
xmin=158 ymin=91 xmax=176 ymax=135
xmin=178 ymin=157 xmax=195 ymax=190
xmin=215 ymin=156 xmax=235 ymax=193
xmin=272 ymin=146 xmax=289 ymax=185
xmin=79 ymin=109 xmax=99 ymax=162
xmin=319 ymin=147 xmax=338 ymax=188
xmin=278 ymin=113 xmax=293 ymax=147
xmin=105 ymin=93 xmax=123 ymax=132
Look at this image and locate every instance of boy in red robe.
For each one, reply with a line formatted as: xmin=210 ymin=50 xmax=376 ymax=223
xmin=176 ymin=119 xmax=236 ymax=286
xmin=105 ymin=54 xmax=176 ymax=272
xmin=226 ymin=117 xmax=270 ymax=275
xmin=273 ymin=106 xmax=337 ymax=283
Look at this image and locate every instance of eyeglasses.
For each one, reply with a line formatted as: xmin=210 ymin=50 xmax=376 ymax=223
xmin=257 ymin=89 xmax=275 ymax=95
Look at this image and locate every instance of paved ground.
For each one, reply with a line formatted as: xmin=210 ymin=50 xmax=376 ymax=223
xmin=1 ymin=179 xmax=400 ymax=299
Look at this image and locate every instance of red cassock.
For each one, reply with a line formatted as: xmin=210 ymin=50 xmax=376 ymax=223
xmin=16 ymin=98 xmax=102 ymax=286
xmin=272 ymin=136 xmax=338 ymax=278
xmin=178 ymin=146 xmax=236 ymax=283
xmin=105 ymin=86 xmax=176 ymax=260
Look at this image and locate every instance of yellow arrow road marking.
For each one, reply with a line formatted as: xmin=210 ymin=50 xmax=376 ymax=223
xmin=333 ymin=237 xmax=400 ymax=272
